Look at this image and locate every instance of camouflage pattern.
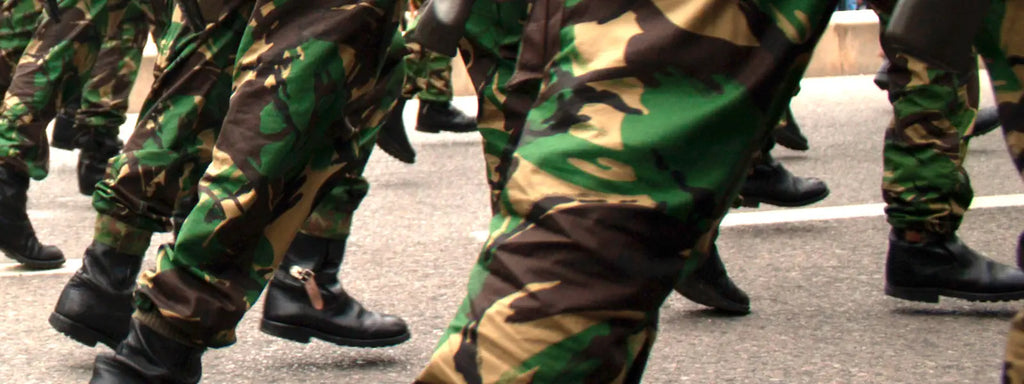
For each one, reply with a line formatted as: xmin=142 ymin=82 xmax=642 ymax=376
xmin=415 ymin=49 xmax=454 ymax=102
xmin=455 ymin=0 xmax=532 ymax=212
xmin=71 ymin=0 xmax=149 ymax=142
xmin=414 ymin=0 xmax=836 ymax=382
xmin=92 ymin=0 xmax=253 ymax=236
xmin=0 ymin=0 xmax=145 ymax=179
xmin=875 ymin=0 xmax=979 ymax=234
xmin=975 ymin=0 xmax=1024 ymax=380
xmin=130 ymin=0 xmax=404 ymax=348
xmin=0 ymin=0 xmax=42 ymax=97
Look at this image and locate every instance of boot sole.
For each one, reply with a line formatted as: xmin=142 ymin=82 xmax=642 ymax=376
xmin=885 ymin=284 xmax=1024 ymax=303
xmin=259 ymin=319 xmax=411 ymax=348
xmin=48 ymin=312 xmax=121 ymax=349
xmin=675 ymin=282 xmax=750 ymax=315
xmin=0 ymin=247 xmax=65 ymax=269
xmin=741 ymin=189 xmax=830 ymax=208
xmin=414 ymin=123 xmax=477 ymax=134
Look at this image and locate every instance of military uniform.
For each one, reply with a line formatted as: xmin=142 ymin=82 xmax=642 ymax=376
xmin=409 ymin=0 xmax=837 ymax=381
xmin=0 ymin=0 xmax=42 ymax=97
xmin=0 ymin=0 xmax=154 ymax=269
xmin=0 ymin=0 xmax=148 ymax=179
xmin=53 ymin=0 xmax=408 ymax=355
xmin=85 ymin=2 xmax=409 ymax=379
xmin=865 ymin=0 xmax=1024 ymax=308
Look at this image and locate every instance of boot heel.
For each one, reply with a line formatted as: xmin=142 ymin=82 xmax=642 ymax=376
xmin=259 ymin=319 xmax=312 ymax=343
xmin=49 ymin=312 xmax=112 ymax=348
xmin=884 ymin=285 xmax=940 ymax=303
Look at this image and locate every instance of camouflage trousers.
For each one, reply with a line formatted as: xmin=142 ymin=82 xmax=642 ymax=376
xmin=93 ymin=0 xmax=374 ymax=251
xmin=0 ymin=0 xmax=41 ymax=96
xmin=414 ymin=0 xmax=836 ymax=382
xmin=91 ymin=0 xmax=254 ymax=254
xmin=0 ymin=0 xmax=148 ymax=179
xmin=66 ymin=0 xmax=150 ymax=145
xmin=130 ymin=0 xmax=402 ymax=348
xmin=967 ymin=0 xmax=1024 ymax=381
xmin=406 ymin=0 xmax=453 ymax=102
xmin=874 ymin=0 xmax=1024 ymax=235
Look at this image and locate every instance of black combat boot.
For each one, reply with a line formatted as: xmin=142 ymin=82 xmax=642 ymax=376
xmin=415 ymin=100 xmax=477 ymax=133
xmin=50 ymin=241 xmax=143 ymax=349
xmin=966 ymin=106 xmax=1001 ymax=139
xmin=260 ymin=233 xmax=411 ymax=347
xmin=375 ymin=98 xmax=416 ymax=164
xmin=773 ymin=108 xmax=809 ymax=151
xmin=76 ymin=133 xmax=123 ymax=196
xmin=90 ymin=319 xmax=204 ymax=384
xmin=885 ymin=230 xmax=1024 ymax=303
xmin=739 ymin=158 xmax=829 ymax=208
xmin=674 ymin=245 xmax=750 ymax=315
xmin=0 ymin=165 xmax=64 ymax=269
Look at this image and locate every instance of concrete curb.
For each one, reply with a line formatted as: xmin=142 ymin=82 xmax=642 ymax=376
xmin=127 ymin=10 xmax=883 ymax=112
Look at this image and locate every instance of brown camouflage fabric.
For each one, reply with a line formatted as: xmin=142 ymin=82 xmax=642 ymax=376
xmin=129 ymin=0 xmax=404 ymax=347
xmin=92 ymin=0 xmax=253 ymax=238
xmin=72 ymin=0 xmax=150 ymax=139
xmin=414 ymin=0 xmax=837 ymax=382
xmin=0 ymin=0 xmax=140 ymax=179
xmin=0 ymin=0 xmax=42 ymax=97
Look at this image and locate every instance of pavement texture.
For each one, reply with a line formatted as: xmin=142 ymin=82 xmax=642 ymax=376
xmin=2 ymin=75 xmax=1024 ymax=383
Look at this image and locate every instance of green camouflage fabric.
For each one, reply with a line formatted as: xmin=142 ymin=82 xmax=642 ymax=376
xmin=92 ymin=0 xmax=253 ymax=237
xmin=416 ymin=50 xmax=454 ymax=102
xmin=71 ymin=0 xmax=150 ymax=142
xmin=0 ymin=0 xmax=42 ymax=96
xmin=873 ymin=0 xmax=983 ymax=235
xmin=0 ymin=0 xmax=145 ymax=179
xmin=414 ymin=0 xmax=836 ymax=382
xmin=974 ymin=0 xmax=1024 ymax=381
xmin=130 ymin=0 xmax=404 ymax=348
xmin=455 ymin=0 xmax=533 ymax=212
xmin=404 ymin=0 xmax=454 ymax=103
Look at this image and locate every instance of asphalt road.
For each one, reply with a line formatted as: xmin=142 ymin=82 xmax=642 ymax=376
xmin=2 ymin=75 xmax=1024 ymax=383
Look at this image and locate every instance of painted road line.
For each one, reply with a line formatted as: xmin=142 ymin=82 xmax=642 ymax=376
xmin=721 ymin=193 xmax=1024 ymax=227
xmin=469 ymin=194 xmax=1024 ymax=241
xmin=8 ymin=194 xmax=1024 ymax=277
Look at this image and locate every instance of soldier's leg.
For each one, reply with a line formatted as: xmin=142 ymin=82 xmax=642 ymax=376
xmin=72 ymin=0 xmax=149 ymax=196
xmin=0 ymin=0 xmax=42 ymax=97
xmin=415 ymin=0 xmax=836 ymax=381
xmin=414 ymin=54 xmax=477 ymax=133
xmin=875 ymin=2 xmax=1024 ymax=303
xmin=90 ymin=0 xmax=403 ymax=380
xmin=740 ymin=132 xmax=829 ymax=208
xmin=0 ymin=0 xmax=125 ymax=180
xmin=970 ymin=1 xmax=1024 ymax=381
xmin=262 ymin=120 xmax=410 ymax=348
xmin=0 ymin=0 xmax=128 ymax=269
xmin=50 ymin=0 xmax=252 ymax=350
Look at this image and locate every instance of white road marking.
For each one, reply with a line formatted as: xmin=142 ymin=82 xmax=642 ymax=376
xmin=7 ymin=194 xmax=1024 ymax=277
xmin=469 ymin=194 xmax=1024 ymax=242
